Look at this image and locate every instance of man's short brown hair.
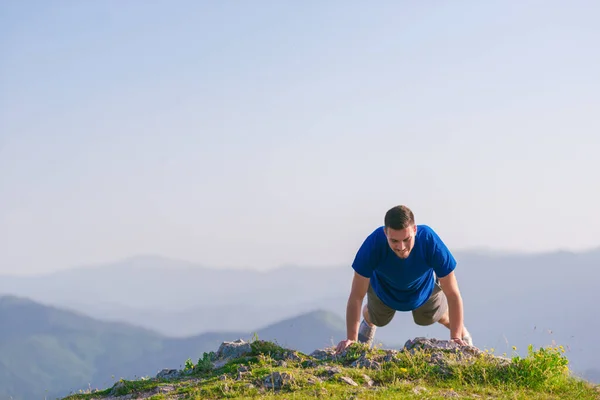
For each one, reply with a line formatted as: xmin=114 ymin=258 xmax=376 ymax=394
xmin=384 ymin=205 xmax=415 ymax=230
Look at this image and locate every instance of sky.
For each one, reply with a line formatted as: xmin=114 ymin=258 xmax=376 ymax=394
xmin=1 ymin=0 xmax=599 ymax=275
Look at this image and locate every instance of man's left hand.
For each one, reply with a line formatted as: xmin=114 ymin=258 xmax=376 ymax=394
xmin=450 ymin=337 xmax=467 ymax=346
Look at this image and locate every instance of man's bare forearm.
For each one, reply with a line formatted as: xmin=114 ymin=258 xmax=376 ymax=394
xmin=447 ymin=293 xmax=464 ymax=339
xmin=346 ymin=297 xmax=363 ymax=341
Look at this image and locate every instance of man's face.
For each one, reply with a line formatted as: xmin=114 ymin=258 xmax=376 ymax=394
xmin=385 ymin=224 xmax=417 ymax=259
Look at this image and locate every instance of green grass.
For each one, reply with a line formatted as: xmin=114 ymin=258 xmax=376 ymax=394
xmin=62 ymin=340 xmax=600 ymax=400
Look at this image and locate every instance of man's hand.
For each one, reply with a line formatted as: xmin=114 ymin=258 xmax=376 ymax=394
xmin=450 ymin=337 xmax=467 ymax=346
xmin=335 ymin=339 xmax=355 ymax=354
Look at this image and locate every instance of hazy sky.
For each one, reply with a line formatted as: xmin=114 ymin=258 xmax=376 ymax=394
xmin=1 ymin=1 xmax=599 ymax=275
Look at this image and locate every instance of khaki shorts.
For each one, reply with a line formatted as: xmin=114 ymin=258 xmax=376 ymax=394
xmin=366 ymin=279 xmax=448 ymax=327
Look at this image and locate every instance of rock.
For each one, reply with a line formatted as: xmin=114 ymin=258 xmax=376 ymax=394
xmin=405 ymin=337 xmax=509 ymax=361
xmin=351 ymin=355 xmax=381 ymax=370
xmin=310 ymin=348 xmax=336 ymax=360
xmin=284 ymin=351 xmax=302 ymax=362
xmin=302 ymin=359 xmax=318 ymax=368
xmin=307 ymin=376 xmax=322 ymax=385
xmin=156 ymin=369 xmax=181 ymax=380
xmin=153 ymin=385 xmax=176 ymax=394
xmin=211 ymin=339 xmax=253 ymax=369
xmin=216 ymin=339 xmax=252 ymax=360
xmin=263 ymin=371 xmax=294 ymax=390
xmin=383 ymin=350 xmax=399 ymax=362
xmin=441 ymin=389 xmax=460 ymax=397
xmin=322 ymin=366 xmax=342 ymax=376
xmin=404 ymin=337 xmax=482 ymax=355
xmin=339 ymin=376 xmax=358 ymax=386
xmin=237 ymin=365 xmax=250 ymax=373
xmin=363 ymin=374 xmax=374 ymax=387
xmin=401 ymin=337 xmax=513 ymax=378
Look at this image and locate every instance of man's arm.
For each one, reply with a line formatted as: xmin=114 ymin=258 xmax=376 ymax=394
xmin=438 ymin=270 xmax=465 ymax=342
xmin=346 ymin=271 xmax=370 ymax=341
xmin=336 ymin=271 xmax=370 ymax=353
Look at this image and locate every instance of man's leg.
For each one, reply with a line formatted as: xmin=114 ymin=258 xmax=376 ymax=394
xmin=412 ymin=279 xmax=473 ymax=345
xmin=357 ymin=284 xmax=395 ymax=347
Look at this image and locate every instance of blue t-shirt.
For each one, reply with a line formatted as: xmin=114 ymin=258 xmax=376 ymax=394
xmin=351 ymin=224 xmax=456 ymax=311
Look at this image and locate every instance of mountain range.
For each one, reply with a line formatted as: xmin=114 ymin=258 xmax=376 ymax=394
xmin=0 ymin=295 xmax=353 ymax=400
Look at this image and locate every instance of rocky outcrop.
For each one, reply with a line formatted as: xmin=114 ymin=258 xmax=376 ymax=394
xmin=215 ymin=339 xmax=252 ymax=361
xmin=154 ymin=336 xmax=511 ymax=381
xmin=83 ymin=335 xmax=596 ymax=400
xmin=150 ymin=336 xmax=511 ymax=392
xmin=68 ymin=337 xmax=597 ymax=400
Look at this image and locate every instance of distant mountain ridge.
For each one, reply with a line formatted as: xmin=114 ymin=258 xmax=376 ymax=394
xmin=0 ymin=254 xmax=353 ymax=309
xmin=0 ymin=295 xmax=351 ymax=400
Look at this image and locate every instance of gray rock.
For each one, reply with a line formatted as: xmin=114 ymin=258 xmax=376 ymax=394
xmin=284 ymin=351 xmax=302 ymax=362
xmin=404 ymin=337 xmax=480 ymax=353
xmin=404 ymin=337 xmax=490 ymax=360
xmin=210 ymin=339 xmax=253 ymax=369
xmin=383 ymin=350 xmax=399 ymax=362
xmin=322 ymin=365 xmax=342 ymax=376
xmin=276 ymin=360 xmax=288 ymax=367
xmin=307 ymin=376 xmax=322 ymax=385
xmin=236 ymin=370 xmax=249 ymax=381
xmin=156 ymin=368 xmax=181 ymax=380
xmin=153 ymin=385 xmax=176 ymax=394
xmin=237 ymin=365 xmax=250 ymax=372
xmin=310 ymin=348 xmax=336 ymax=360
xmin=339 ymin=376 xmax=359 ymax=386
xmin=351 ymin=355 xmax=381 ymax=370
xmin=263 ymin=371 xmax=294 ymax=390
xmin=216 ymin=339 xmax=253 ymax=360
xmin=404 ymin=337 xmax=512 ymax=372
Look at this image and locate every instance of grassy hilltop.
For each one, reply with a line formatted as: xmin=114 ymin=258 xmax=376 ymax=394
xmin=63 ymin=337 xmax=600 ymax=400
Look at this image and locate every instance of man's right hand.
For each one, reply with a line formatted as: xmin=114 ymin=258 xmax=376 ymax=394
xmin=335 ymin=339 xmax=355 ymax=354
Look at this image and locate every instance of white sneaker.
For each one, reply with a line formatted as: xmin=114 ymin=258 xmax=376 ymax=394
xmin=463 ymin=331 xmax=473 ymax=346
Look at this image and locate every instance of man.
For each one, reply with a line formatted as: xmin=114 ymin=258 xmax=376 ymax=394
xmin=335 ymin=205 xmax=472 ymax=354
